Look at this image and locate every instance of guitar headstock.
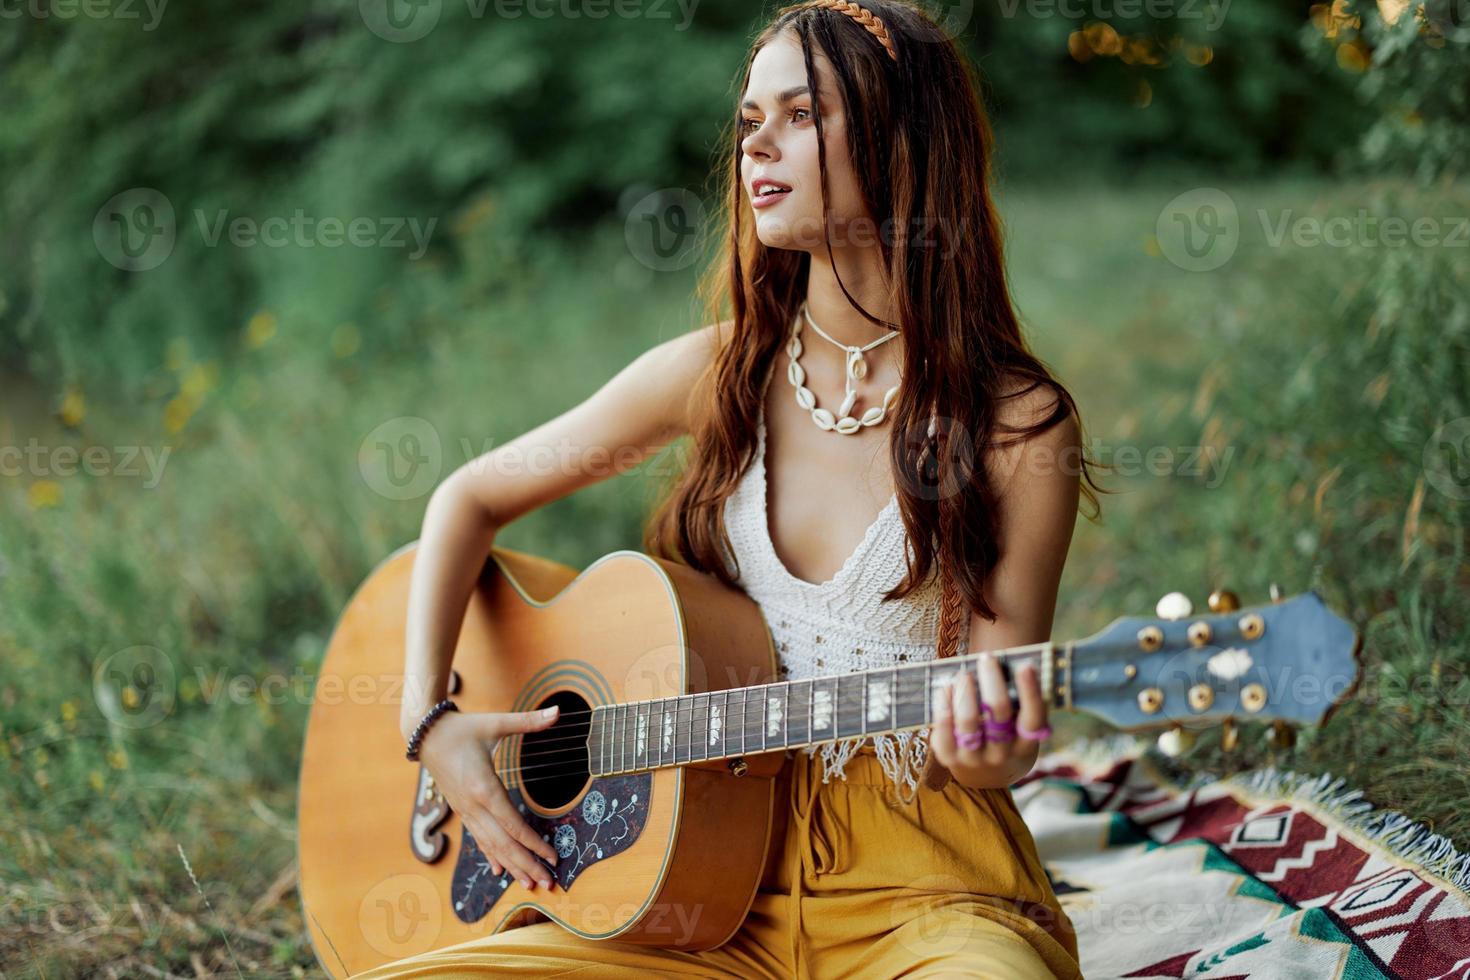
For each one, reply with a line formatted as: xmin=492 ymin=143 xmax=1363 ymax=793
xmin=1067 ymin=586 xmax=1362 ymax=752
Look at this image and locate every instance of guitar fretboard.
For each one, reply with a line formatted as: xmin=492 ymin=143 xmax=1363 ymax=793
xmin=586 ymin=645 xmax=1069 ymax=777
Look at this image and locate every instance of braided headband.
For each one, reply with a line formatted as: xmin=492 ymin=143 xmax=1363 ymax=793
xmin=803 ymin=0 xmax=899 ymax=63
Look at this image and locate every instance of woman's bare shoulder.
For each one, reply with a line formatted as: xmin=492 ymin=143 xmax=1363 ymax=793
xmin=647 ymin=319 xmax=729 ymax=385
xmin=986 ymin=372 xmax=1080 ymax=490
xmin=445 ymin=320 xmax=733 ymax=528
xmin=629 ymin=319 xmax=731 ymax=434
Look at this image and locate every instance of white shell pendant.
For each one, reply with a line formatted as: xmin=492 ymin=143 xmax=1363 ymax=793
xmin=787 ymin=360 xmax=805 ymax=387
xmin=783 ymin=303 xmax=901 ymax=437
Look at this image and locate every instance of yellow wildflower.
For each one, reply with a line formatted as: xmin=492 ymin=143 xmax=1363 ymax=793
xmin=245 ymin=311 xmax=278 ymax=349
xmin=164 ymin=394 xmax=197 ymax=433
xmin=182 ymin=361 xmax=219 ymax=399
xmin=28 ymin=481 xmax=62 ymax=509
xmin=58 ymin=386 xmax=85 ymax=427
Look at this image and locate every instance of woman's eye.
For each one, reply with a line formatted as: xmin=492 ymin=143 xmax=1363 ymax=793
xmin=739 ymin=107 xmax=812 ymax=135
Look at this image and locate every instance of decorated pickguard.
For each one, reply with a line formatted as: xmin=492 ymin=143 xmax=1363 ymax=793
xmin=449 ymin=774 xmax=652 ymax=923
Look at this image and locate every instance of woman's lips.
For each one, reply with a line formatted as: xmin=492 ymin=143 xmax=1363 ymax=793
xmin=752 ymin=188 xmax=792 ymax=209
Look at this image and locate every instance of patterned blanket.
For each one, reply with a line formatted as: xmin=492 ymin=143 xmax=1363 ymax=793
xmin=1014 ymin=738 xmax=1470 ymax=979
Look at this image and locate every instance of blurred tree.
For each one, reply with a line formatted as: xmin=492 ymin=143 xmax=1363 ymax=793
xmin=0 ymin=0 xmax=1402 ymax=391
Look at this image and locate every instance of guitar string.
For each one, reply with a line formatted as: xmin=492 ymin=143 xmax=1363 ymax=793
xmin=434 ymin=651 xmax=1047 ymax=777
xmin=440 ymin=651 xmax=1042 ymax=763
xmin=491 ymin=689 xmax=1024 ymax=791
xmin=436 ymin=676 xmax=1047 ymax=835
xmin=487 ymin=673 xmax=1042 ymax=784
xmin=434 ymin=646 xmax=1045 ymax=742
xmin=484 ymin=670 xmax=1031 ymax=764
xmin=423 ymin=643 xmax=1046 ymax=728
xmin=405 ymin=649 xmax=1050 ymax=792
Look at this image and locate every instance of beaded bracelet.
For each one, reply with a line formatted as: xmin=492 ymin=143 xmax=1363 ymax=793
xmin=405 ymin=698 xmax=458 ymax=761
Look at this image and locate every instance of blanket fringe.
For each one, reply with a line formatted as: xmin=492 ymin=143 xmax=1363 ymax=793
xmin=1042 ymin=734 xmax=1470 ymax=895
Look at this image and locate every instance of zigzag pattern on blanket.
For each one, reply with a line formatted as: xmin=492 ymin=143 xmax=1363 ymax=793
xmin=1015 ymin=736 xmax=1470 ymax=979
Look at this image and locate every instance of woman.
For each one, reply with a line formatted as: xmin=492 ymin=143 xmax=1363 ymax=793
xmin=367 ymin=1 xmax=1103 ymax=976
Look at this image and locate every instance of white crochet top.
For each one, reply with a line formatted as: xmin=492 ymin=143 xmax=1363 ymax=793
xmin=720 ymin=365 xmax=969 ymax=799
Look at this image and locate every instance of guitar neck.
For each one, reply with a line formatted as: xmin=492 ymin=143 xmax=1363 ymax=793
xmin=587 ymin=642 xmax=1072 ymax=777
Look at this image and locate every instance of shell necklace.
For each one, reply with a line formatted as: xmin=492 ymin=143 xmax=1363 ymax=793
xmin=786 ymin=301 xmax=901 ymax=434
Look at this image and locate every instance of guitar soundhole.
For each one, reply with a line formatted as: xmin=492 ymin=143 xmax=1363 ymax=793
xmin=519 ymin=690 xmax=592 ymax=810
xmin=450 ymin=688 xmax=651 ymax=920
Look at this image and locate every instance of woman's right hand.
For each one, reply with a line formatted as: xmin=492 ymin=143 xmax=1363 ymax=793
xmin=414 ymin=704 xmax=563 ymax=891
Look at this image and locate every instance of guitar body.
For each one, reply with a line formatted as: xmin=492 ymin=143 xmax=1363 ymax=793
xmin=298 ymin=544 xmax=786 ymax=977
xmin=299 ymin=541 xmax=1364 ymax=977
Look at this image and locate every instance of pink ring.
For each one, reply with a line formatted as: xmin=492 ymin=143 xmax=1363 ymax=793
xmin=955 ymin=728 xmax=985 ymax=751
xmin=983 ymin=717 xmax=1017 ymax=743
xmin=1017 ymin=723 xmax=1052 ymax=741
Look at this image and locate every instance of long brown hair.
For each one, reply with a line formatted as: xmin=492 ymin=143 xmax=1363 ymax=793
xmin=643 ymin=0 xmax=1107 ymax=623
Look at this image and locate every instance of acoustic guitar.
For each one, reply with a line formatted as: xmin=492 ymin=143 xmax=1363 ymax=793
xmin=296 ymin=543 xmax=1361 ymax=976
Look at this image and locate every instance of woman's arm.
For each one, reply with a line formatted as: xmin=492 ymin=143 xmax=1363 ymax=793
xmin=397 ymin=321 xmax=724 ymax=738
xmin=930 ymin=382 xmax=1083 ymax=789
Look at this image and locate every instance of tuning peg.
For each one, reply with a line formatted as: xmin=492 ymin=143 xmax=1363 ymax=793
xmin=1268 ymin=582 xmax=1284 ymax=604
xmin=1268 ymin=720 xmax=1296 ymax=749
xmin=1207 ymin=589 xmax=1240 ymax=613
xmin=1156 ymin=592 xmax=1194 ymax=621
xmin=1157 ymin=725 xmax=1196 ymax=757
xmin=1220 ymin=718 xmax=1239 ymax=752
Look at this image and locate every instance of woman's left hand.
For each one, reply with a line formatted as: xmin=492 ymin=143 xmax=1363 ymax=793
xmin=927 ymin=652 xmax=1048 ymax=790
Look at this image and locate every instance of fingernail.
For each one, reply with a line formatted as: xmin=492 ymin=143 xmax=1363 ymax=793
xmin=542 ymin=706 xmax=557 ymax=717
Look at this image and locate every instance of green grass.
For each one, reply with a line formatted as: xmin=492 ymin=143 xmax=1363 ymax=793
xmin=2 ymin=176 xmax=1466 ymax=976
xmin=1011 ymin=174 xmax=1470 ymax=845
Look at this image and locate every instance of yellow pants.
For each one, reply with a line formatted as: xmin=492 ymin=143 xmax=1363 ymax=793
xmin=354 ymin=743 xmax=1081 ymax=979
